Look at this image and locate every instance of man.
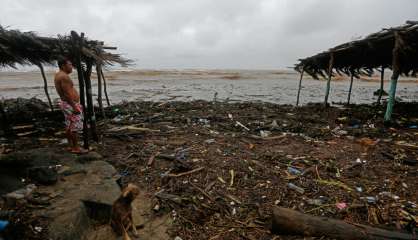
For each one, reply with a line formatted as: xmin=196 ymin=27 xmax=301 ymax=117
xmin=54 ymin=58 xmax=87 ymax=154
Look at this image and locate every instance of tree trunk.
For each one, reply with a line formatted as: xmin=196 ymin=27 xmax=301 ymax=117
xmin=100 ymin=68 xmax=111 ymax=107
xmin=38 ymin=63 xmax=54 ymax=111
xmin=271 ymin=206 xmax=414 ymax=240
xmin=96 ymin=63 xmax=105 ymax=118
xmin=71 ymin=31 xmax=89 ymax=149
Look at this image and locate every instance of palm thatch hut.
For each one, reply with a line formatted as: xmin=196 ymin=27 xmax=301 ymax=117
xmin=294 ymin=20 xmax=418 ymax=122
xmin=0 ymin=25 xmax=132 ymax=147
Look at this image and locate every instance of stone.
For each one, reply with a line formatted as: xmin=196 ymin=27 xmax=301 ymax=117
xmin=76 ymin=151 xmax=103 ymax=163
xmin=27 ymin=166 xmax=58 ymax=185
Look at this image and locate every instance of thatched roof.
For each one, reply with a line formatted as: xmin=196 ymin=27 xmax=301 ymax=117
xmin=0 ymin=25 xmax=131 ymax=68
xmin=295 ymin=21 xmax=418 ymax=79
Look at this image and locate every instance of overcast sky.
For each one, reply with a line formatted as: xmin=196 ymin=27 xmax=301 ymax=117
xmin=1 ymin=0 xmax=417 ymax=69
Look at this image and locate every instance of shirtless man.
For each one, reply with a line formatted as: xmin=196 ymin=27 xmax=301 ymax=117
xmin=54 ymin=58 xmax=87 ymax=153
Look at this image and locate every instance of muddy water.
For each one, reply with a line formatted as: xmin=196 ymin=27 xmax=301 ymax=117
xmin=0 ymin=69 xmax=416 ymax=105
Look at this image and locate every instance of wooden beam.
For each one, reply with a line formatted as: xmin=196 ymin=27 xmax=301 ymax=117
xmin=296 ymin=70 xmax=304 ymax=106
xmin=377 ymin=66 xmax=385 ymax=104
xmin=271 ymin=206 xmax=415 ymax=240
xmin=384 ymin=32 xmax=402 ymax=122
xmin=324 ymin=52 xmax=334 ymax=106
xmin=37 ymin=63 xmax=54 ymax=111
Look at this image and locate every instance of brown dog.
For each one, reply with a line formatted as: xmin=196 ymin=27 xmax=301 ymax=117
xmin=111 ymin=183 xmax=140 ymax=240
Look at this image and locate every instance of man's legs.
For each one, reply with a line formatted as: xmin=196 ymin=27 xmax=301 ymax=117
xmin=65 ymin=128 xmax=84 ymax=153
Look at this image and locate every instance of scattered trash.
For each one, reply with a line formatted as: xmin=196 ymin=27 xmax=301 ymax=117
xmin=379 ymin=192 xmax=400 ymax=200
xmin=361 ymin=196 xmax=377 ymax=204
xmin=288 ymin=183 xmax=305 ymax=194
xmin=287 ymin=166 xmax=302 ymax=176
xmin=204 ymin=139 xmax=216 ymax=144
xmin=235 ymin=121 xmax=250 ymax=131
xmin=0 ymin=220 xmax=9 ymax=232
xmin=336 ymin=202 xmax=348 ymax=210
xmin=260 ymin=130 xmax=272 ymax=138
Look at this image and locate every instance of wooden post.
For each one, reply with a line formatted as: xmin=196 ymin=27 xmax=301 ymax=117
xmin=83 ymin=58 xmax=99 ymax=142
xmin=37 ymin=63 xmax=54 ymax=111
xmin=71 ymin=31 xmax=89 ymax=149
xmin=384 ymin=32 xmax=402 ymax=122
xmin=100 ymin=68 xmax=111 ymax=106
xmin=296 ymin=70 xmax=304 ymax=106
xmin=96 ymin=63 xmax=105 ymax=118
xmin=377 ymin=66 xmax=385 ymax=104
xmin=0 ymin=101 xmax=13 ymax=137
xmin=324 ymin=52 xmax=334 ymax=106
xmin=347 ymin=69 xmax=354 ymax=104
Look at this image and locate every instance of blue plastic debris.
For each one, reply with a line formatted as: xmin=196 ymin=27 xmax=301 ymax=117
xmin=0 ymin=220 xmax=9 ymax=232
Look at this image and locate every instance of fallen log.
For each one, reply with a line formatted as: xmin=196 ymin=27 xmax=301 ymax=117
xmin=271 ymin=206 xmax=415 ymax=240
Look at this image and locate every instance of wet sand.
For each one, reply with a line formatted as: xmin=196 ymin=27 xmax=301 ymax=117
xmin=0 ymin=69 xmax=417 ymax=105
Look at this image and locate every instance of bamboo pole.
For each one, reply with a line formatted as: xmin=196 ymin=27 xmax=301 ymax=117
xmin=83 ymin=58 xmax=99 ymax=142
xmin=296 ymin=70 xmax=304 ymax=106
xmin=96 ymin=63 xmax=105 ymax=118
xmin=37 ymin=63 xmax=54 ymax=111
xmin=71 ymin=31 xmax=89 ymax=149
xmin=324 ymin=52 xmax=334 ymax=106
xmin=347 ymin=70 xmax=354 ymax=104
xmin=377 ymin=66 xmax=385 ymax=104
xmin=384 ymin=32 xmax=402 ymax=122
xmin=100 ymin=68 xmax=111 ymax=106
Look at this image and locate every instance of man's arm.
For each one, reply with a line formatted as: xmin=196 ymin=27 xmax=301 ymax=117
xmin=60 ymin=75 xmax=80 ymax=113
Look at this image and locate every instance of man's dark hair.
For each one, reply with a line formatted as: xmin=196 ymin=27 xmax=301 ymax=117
xmin=57 ymin=57 xmax=71 ymax=69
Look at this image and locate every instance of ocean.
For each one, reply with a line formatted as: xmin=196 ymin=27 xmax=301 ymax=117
xmin=0 ymin=69 xmax=417 ymax=105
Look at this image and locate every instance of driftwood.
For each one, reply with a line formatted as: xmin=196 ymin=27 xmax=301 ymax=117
xmin=271 ymin=206 xmax=415 ymax=240
xmin=167 ymin=167 xmax=204 ymax=177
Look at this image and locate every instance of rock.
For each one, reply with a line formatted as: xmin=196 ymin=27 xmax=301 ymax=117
xmin=27 ymin=166 xmax=58 ymax=185
xmin=3 ymin=184 xmax=36 ymax=207
xmin=76 ymin=152 xmax=103 ymax=163
xmin=36 ymin=160 xmax=121 ymax=240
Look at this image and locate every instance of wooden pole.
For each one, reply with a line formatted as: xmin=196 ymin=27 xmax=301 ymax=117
xmin=324 ymin=52 xmax=334 ymax=106
xmin=37 ymin=63 xmax=54 ymax=111
xmin=377 ymin=66 xmax=385 ymax=104
xmin=347 ymin=70 xmax=354 ymax=104
xmin=83 ymin=58 xmax=99 ymax=142
xmin=0 ymin=101 xmax=13 ymax=137
xmin=296 ymin=70 xmax=304 ymax=106
xmin=271 ymin=206 xmax=415 ymax=240
xmin=100 ymin=68 xmax=111 ymax=106
xmin=71 ymin=31 xmax=89 ymax=149
xmin=96 ymin=63 xmax=105 ymax=118
xmin=384 ymin=32 xmax=402 ymax=122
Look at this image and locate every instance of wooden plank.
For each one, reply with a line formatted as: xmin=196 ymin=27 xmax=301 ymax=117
xmin=324 ymin=52 xmax=334 ymax=106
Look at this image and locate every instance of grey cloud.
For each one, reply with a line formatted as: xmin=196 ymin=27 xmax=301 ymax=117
xmin=1 ymin=0 xmax=417 ymax=69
